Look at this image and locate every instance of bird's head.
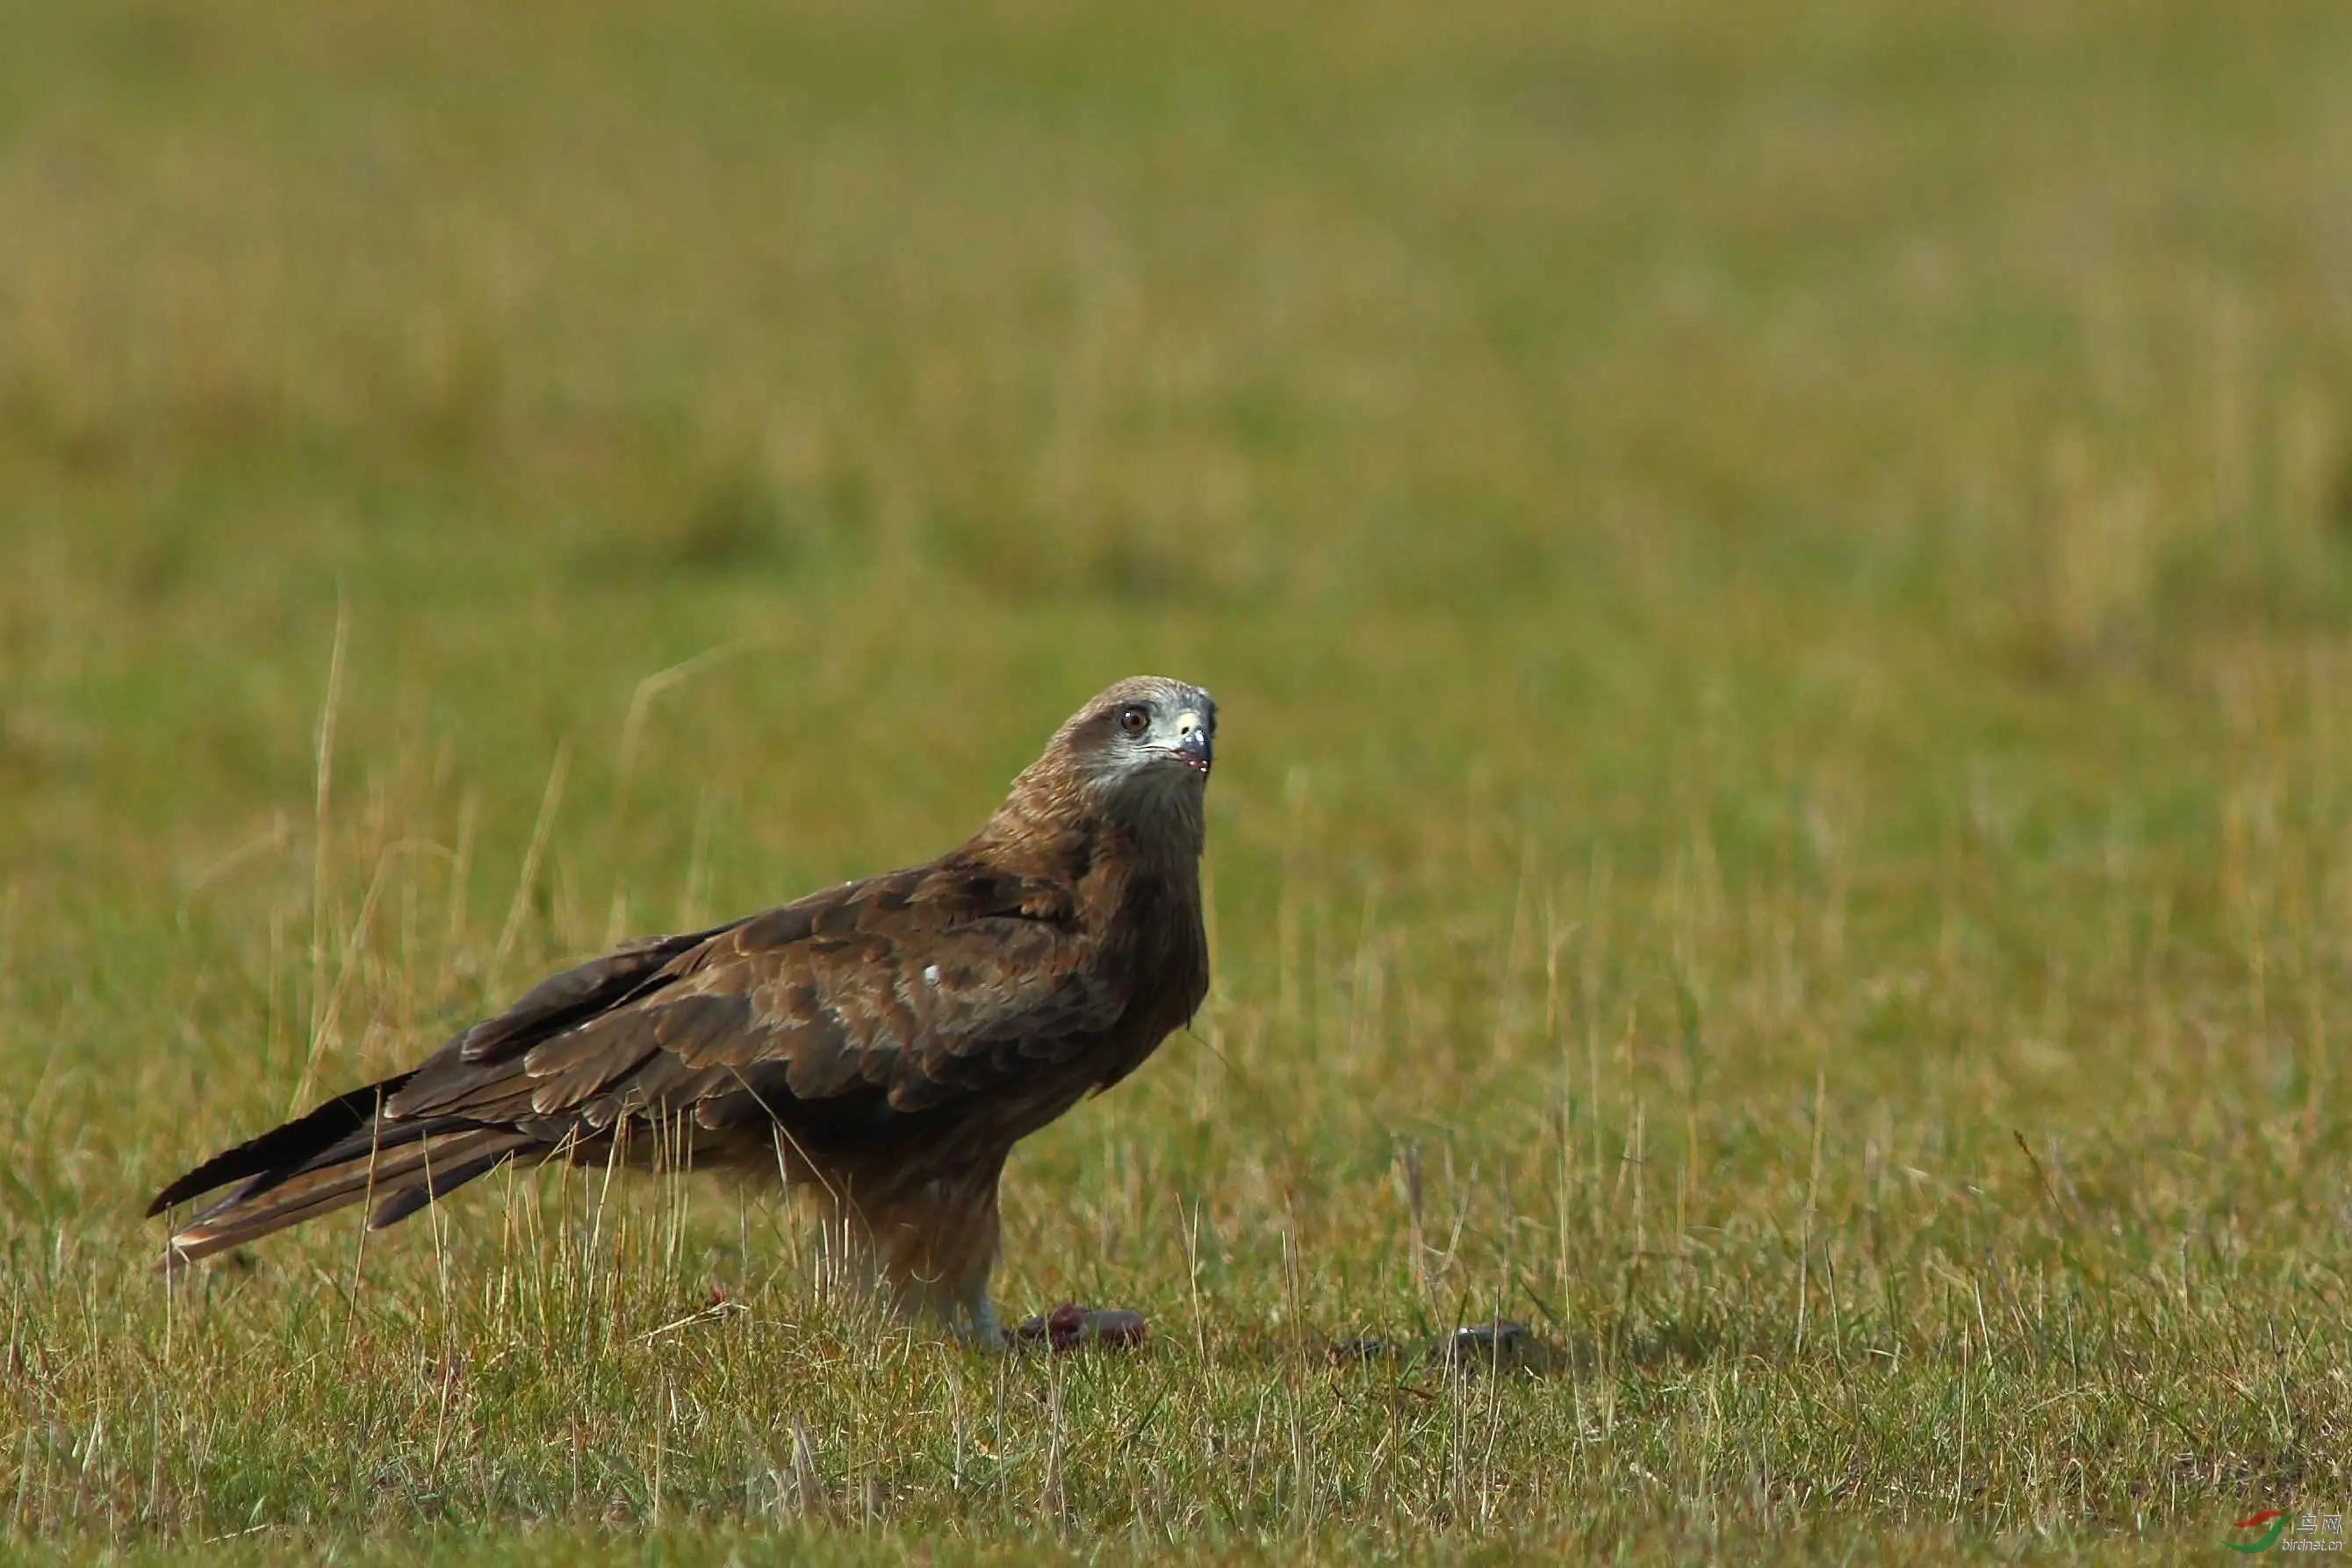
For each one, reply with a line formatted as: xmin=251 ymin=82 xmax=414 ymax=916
xmin=1064 ymin=675 xmax=1215 ymax=791
xmin=1003 ymin=675 xmax=1216 ymax=860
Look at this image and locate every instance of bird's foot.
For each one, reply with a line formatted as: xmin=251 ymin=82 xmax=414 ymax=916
xmin=945 ymin=1298 xmax=1006 ymax=1351
xmin=1008 ymin=1303 xmax=1147 ymax=1353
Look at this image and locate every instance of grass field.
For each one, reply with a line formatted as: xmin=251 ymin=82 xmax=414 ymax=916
xmin=7 ymin=0 xmax=2352 ymax=1560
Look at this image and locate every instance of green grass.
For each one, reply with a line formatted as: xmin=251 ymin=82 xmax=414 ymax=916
xmin=7 ymin=0 xmax=2352 ymax=1560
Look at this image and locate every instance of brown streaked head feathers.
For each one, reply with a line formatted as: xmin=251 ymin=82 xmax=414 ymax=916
xmin=982 ymin=675 xmax=1215 ymax=861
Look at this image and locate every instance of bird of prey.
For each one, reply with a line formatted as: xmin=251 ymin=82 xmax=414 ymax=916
xmin=151 ymin=675 xmax=1216 ymax=1345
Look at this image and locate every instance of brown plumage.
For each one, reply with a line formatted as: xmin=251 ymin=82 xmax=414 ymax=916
xmin=150 ymin=675 xmax=1216 ymax=1342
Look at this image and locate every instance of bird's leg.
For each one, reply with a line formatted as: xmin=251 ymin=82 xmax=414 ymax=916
xmin=854 ymin=1169 xmax=1143 ymax=1351
xmin=865 ymin=1173 xmax=1008 ymax=1348
xmin=881 ymin=1242 xmax=1001 ymax=1348
xmin=946 ymin=1294 xmax=1004 ymax=1351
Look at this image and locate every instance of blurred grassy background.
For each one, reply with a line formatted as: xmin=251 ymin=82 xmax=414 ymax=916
xmin=5 ymin=0 xmax=2352 ymax=1561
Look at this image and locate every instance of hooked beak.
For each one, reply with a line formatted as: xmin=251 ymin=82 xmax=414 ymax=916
xmin=1169 ymin=715 xmax=1212 ymax=775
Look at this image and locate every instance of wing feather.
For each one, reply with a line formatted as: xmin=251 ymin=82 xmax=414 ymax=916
xmin=381 ymin=861 xmax=1125 ymax=1144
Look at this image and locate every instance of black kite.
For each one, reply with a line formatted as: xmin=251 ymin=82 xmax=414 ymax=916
xmin=150 ymin=675 xmax=1216 ymax=1344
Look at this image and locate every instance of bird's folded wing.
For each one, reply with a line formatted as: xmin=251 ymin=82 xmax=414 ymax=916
xmin=385 ymin=866 xmax=1124 ymax=1132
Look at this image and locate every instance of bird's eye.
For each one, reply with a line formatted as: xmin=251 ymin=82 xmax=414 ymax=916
xmin=1118 ymin=704 xmax=1151 ymax=736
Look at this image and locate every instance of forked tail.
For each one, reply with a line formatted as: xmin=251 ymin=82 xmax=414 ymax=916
xmin=147 ymin=1075 xmax=543 ymax=1264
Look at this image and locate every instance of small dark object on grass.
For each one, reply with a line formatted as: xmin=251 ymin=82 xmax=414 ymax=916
xmin=1327 ymin=1321 xmax=1562 ymax=1374
xmin=1442 ymin=1320 xmax=1531 ymax=1367
xmin=1444 ymin=1320 xmax=1566 ymax=1373
xmin=1011 ymin=1304 xmax=1147 ymax=1353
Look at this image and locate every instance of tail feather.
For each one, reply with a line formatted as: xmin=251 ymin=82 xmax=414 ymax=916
xmin=366 ymin=1144 xmax=530 ymax=1231
xmin=146 ymin=1075 xmax=417 ymax=1217
xmin=153 ymin=1080 xmax=545 ymax=1263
